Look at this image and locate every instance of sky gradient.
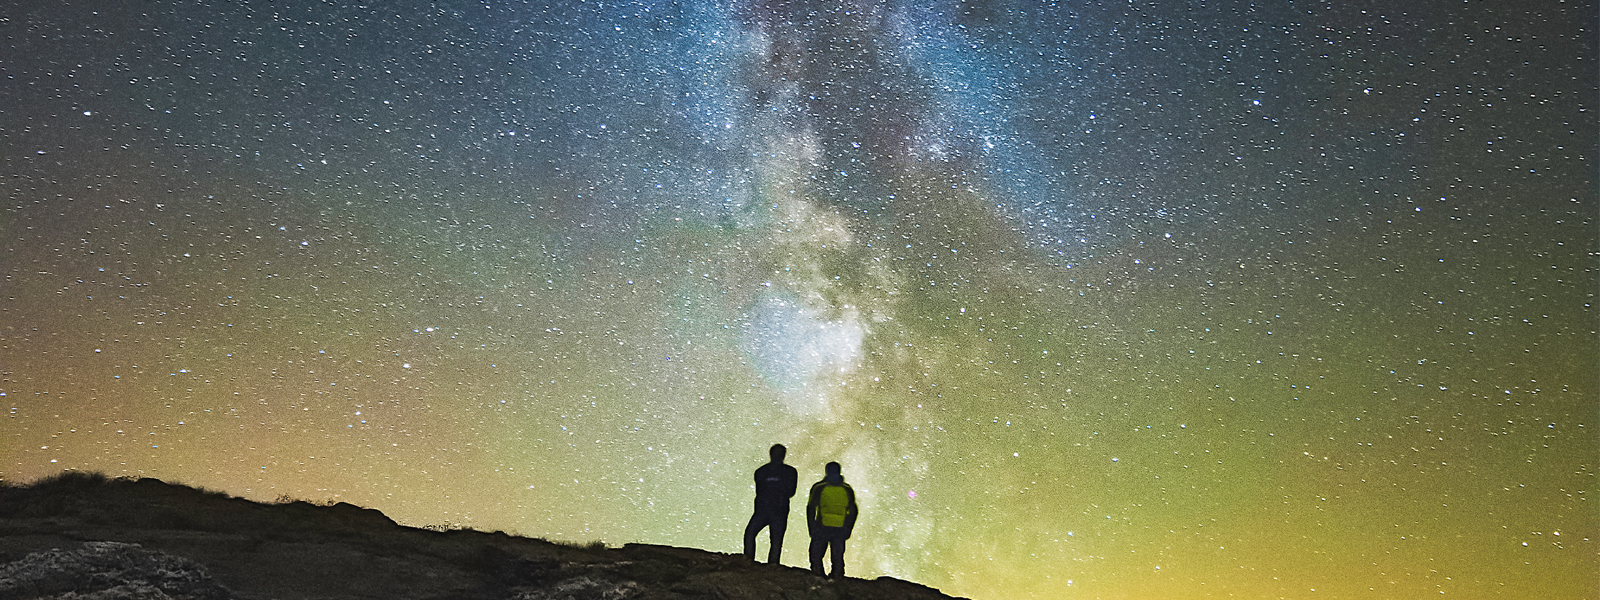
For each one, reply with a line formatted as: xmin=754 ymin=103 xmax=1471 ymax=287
xmin=3 ymin=1 xmax=1595 ymax=598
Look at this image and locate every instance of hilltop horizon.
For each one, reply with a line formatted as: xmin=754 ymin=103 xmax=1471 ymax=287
xmin=0 ymin=471 xmax=966 ymax=600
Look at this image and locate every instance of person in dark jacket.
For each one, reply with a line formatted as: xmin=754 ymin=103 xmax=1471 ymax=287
xmin=743 ymin=444 xmax=798 ymax=563
xmin=806 ymin=461 xmax=858 ymax=578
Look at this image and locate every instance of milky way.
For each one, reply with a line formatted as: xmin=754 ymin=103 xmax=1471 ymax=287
xmin=3 ymin=1 xmax=1594 ymax=598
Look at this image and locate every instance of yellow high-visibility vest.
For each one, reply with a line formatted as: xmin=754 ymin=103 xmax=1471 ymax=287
xmin=817 ymin=485 xmax=850 ymax=527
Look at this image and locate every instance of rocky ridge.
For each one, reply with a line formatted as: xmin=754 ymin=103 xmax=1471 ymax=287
xmin=0 ymin=473 xmax=964 ymax=600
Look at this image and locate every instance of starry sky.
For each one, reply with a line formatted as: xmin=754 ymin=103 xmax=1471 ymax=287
xmin=3 ymin=1 xmax=1594 ymax=598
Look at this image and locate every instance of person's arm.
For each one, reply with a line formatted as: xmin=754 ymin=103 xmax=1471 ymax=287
xmin=843 ymin=487 xmax=859 ymax=536
xmin=782 ymin=466 xmax=797 ymax=499
xmin=806 ymin=483 xmax=821 ymax=530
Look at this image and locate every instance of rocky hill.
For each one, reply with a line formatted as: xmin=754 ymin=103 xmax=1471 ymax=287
xmin=0 ymin=473 xmax=964 ymax=600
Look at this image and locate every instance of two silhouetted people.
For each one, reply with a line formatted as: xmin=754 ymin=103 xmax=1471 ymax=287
xmin=806 ymin=461 xmax=857 ymax=578
xmin=743 ymin=444 xmax=798 ymax=564
xmin=744 ymin=447 xmax=859 ymax=578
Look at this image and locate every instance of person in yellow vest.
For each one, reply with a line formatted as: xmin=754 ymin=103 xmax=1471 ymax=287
xmin=805 ymin=461 xmax=858 ymax=578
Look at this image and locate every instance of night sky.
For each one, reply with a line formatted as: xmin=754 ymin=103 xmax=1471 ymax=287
xmin=3 ymin=1 xmax=1595 ymax=598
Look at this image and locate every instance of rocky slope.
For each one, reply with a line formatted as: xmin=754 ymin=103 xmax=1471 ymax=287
xmin=0 ymin=473 xmax=964 ymax=600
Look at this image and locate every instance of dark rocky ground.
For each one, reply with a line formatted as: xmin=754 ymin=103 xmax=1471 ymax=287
xmin=0 ymin=473 xmax=964 ymax=600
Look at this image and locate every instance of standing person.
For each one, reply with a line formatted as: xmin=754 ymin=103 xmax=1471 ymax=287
xmin=806 ymin=461 xmax=858 ymax=578
xmin=744 ymin=444 xmax=798 ymax=563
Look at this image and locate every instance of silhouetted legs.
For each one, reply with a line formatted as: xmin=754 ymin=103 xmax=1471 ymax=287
xmin=808 ymin=527 xmax=846 ymax=578
xmin=743 ymin=510 xmax=787 ymax=563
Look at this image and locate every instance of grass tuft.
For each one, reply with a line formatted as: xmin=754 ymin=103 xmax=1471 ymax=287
xmin=29 ymin=470 xmax=117 ymax=489
xmin=552 ymin=539 xmax=608 ymax=551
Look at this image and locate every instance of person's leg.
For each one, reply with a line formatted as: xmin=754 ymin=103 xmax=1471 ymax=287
xmin=809 ymin=533 xmax=827 ymax=575
xmin=743 ymin=512 xmax=767 ymax=561
xmin=767 ymin=516 xmax=787 ymax=564
xmin=829 ymin=534 xmax=846 ymax=578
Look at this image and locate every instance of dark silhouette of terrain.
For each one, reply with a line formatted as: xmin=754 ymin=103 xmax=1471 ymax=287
xmin=0 ymin=472 xmax=963 ymax=600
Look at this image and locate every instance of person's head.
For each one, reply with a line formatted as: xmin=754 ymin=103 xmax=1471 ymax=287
xmin=825 ymin=461 xmax=841 ymax=476
xmin=769 ymin=444 xmax=787 ymax=463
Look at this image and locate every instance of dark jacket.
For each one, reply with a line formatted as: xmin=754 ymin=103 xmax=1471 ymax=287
xmin=753 ymin=462 xmax=798 ymax=513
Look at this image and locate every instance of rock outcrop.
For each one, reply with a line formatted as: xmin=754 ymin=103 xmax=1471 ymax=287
xmin=0 ymin=540 xmax=232 ymax=600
